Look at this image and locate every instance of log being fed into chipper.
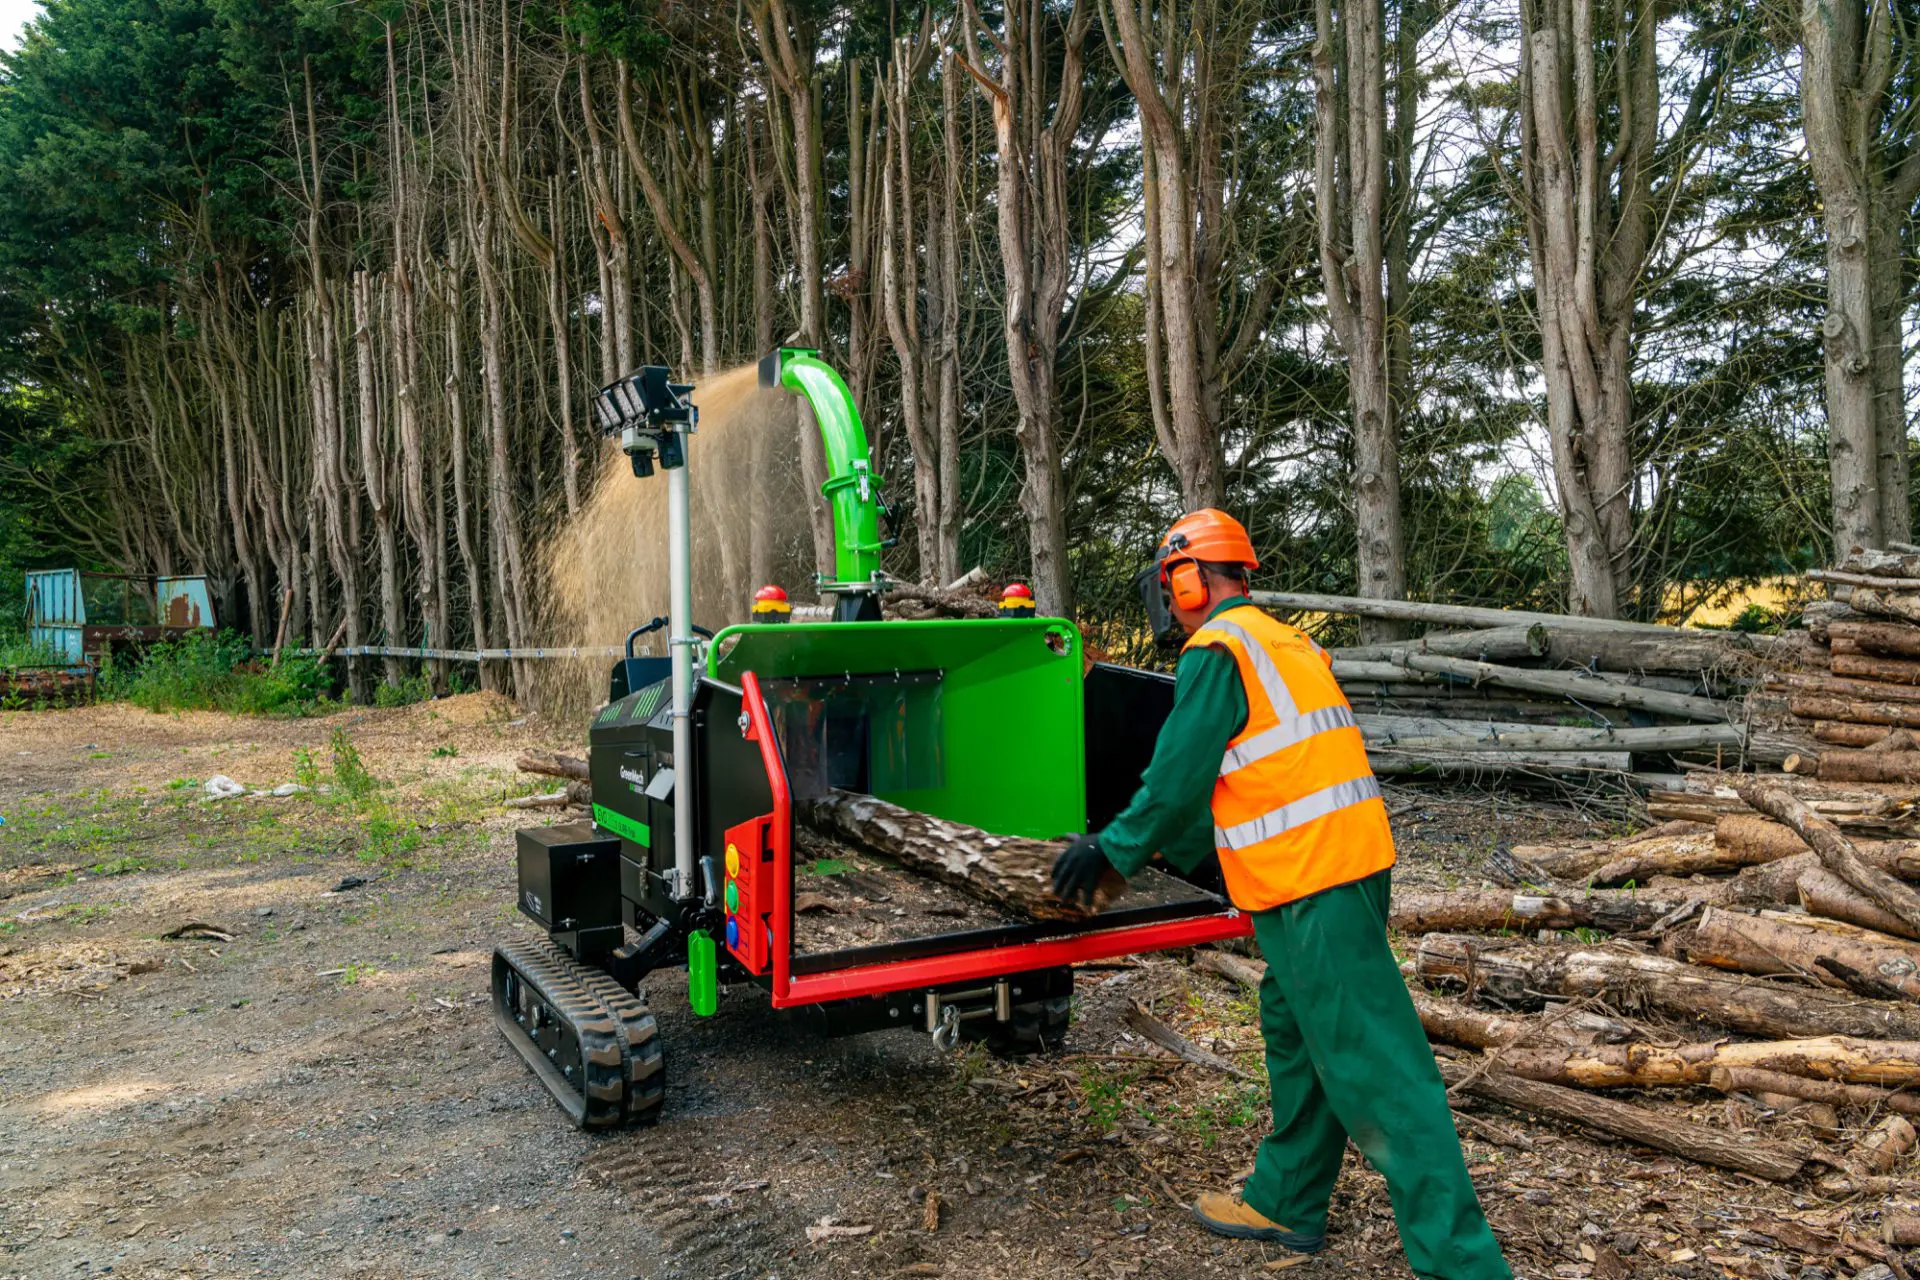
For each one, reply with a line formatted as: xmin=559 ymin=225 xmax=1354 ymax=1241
xmin=493 ymin=349 xmax=1252 ymax=1129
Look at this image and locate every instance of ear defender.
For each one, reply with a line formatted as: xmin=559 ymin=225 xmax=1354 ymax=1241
xmin=1166 ymin=558 xmax=1209 ymax=612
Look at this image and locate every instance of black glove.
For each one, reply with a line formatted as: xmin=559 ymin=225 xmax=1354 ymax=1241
xmin=1051 ymin=833 xmax=1112 ymax=908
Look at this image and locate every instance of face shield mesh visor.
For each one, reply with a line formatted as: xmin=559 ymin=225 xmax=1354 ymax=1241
xmin=1133 ymin=558 xmax=1182 ymax=649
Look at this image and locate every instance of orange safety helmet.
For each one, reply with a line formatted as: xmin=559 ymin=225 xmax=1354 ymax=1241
xmin=1138 ymin=509 xmax=1260 ymax=643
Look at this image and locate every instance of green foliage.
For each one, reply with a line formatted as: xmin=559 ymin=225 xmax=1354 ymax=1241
xmin=374 ymin=673 xmax=432 ymax=708
xmin=97 ymin=630 xmax=330 ymax=714
xmin=327 ymin=727 xmax=377 ymax=799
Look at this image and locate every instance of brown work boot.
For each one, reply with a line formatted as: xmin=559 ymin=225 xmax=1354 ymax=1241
xmin=1191 ymin=1191 xmax=1327 ymax=1252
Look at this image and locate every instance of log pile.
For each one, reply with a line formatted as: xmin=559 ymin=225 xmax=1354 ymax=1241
xmin=1263 ymin=770 xmax=1920 ymax=1190
xmin=1247 ymin=589 xmax=1780 ymax=782
xmin=1772 ymin=548 xmax=1920 ymax=781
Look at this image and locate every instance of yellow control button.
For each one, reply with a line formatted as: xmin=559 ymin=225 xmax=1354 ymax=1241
xmin=725 ymin=844 xmax=741 ymax=877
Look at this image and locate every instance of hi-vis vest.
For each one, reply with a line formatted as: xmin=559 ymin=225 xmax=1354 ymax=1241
xmin=1187 ymin=603 xmax=1395 ymax=911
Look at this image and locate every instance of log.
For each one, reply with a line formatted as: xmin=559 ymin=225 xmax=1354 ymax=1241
xmin=1411 ymin=989 xmax=1623 ymax=1050
xmin=1834 ymin=653 xmax=1920 ymax=685
xmin=1332 ymin=626 xmax=1539 ymax=664
xmin=1844 ymin=588 xmax=1920 ymax=625
xmin=1523 ymin=625 xmax=1748 ymax=675
xmin=1735 ymin=780 xmax=1920 ymax=936
xmin=505 ymin=787 xmax=587 ymax=810
xmin=1434 ymin=1060 xmax=1807 ymax=1180
xmin=1121 ymin=1001 xmax=1257 ymax=1081
xmin=1194 ymin=949 xmax=1268 ymax=992
xmin=795 ymin=789 xmax=1114 ymax=920
xmin=1813 ymin=568 xmax=1920 ymax=591
xmin=1688 ymin=907 xmax=1920 ymax=1001
xmin=518 ymin=750 xmax=590 ymax=782
xmin=1792 ymin=750 xmax=1920 ymax=783
xmin=1529 ymin=828 xmax=1716 ymax=880
xmin=1806 ymin=600 xmax=1868 ymax=644
xmin=1415 ymin=934 xmax=1920 ymax=1040
xmin=1388 ymin=888 xmax=1683 ymax=935
xmin=1585 ymin=828 xmax=1777 ymax=887
xmin=1789 ymin=694 xmax=1920 ymax=729
xmin=1716 ymin=816 xmax=1920 ymax=880
xmin=1775 ymin=671 xmax=1920 ymax=704
xmin=1710 ymin=1066 xmax=1920 ymax=1118
xmin=1840 ymin=549 xmax=1920 ymax=578
xmin=1848 ymin=1115 xmax=1919 ymax=1175
xmin=1830 ymin=621 xmax=1920 ymax=660
xmin=1367 ymin=749 xmax=1634 ymax=777
xmin=1249 ymin=590 xmax=1698 ymax=636
xmin=1489 ymin=1034 xmax=1920 ymax=1090
xmin=1884 ymin=1213 xmax=1920 ymax=1246
xmin=1801 ymin=868 xmax=1920 ymax=939
xmin=1360 ymin=720 xmax=1751 ymax=755
xmin=1392 ymin=652 xmax=1734 ymax=722
xmin=1813 ymin=722 xmax=1919 ymax=747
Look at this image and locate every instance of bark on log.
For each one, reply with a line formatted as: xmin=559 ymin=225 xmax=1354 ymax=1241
xmin=1791 ymin=750 xmax=1920 ymax=783
xmin=1844 ymin=588 xmax=1920 ymax=626
xmin=1388 ymin=889 xmax=1683 ymax=935
xmin=1806 ymin=601 xmax=1867 ymax=644
xmin=1524 ymin=626 xmax=1747 ymax=675
xmin=1790 ymin=694 xmax=1920 ymax=729
xmin=1490 ymin=1034 xmax=1920 ymax=1090
xmin=795 ymin=789 xmax=1115 ymax=920
xmin=1777 ymin=671 xmax=1920 ymax=705
xmin=1435 ymin=1061 xmax=1807 ymax=1181
xmin=1332 ymin=626 xmax=1538 ymax=664
xmin=1415 ymin=933 xmax=1920 ymax=1040
xmin=1883 ymin=1212 xmax=1920 ymax=1245
xmin=517 ymin=750 xmax=590 ymax=782
xmin=1814 ymin=722 xmax=1920 ymax=747
xmin=1710 ymin=1066 xmax=1920 ymax=1118
xmin=1410 ymin=990 xmax=1634 ymax=1049
xmin=1585 ymin=828 xmax=1776 ymax=887
xmin=1249 ymin=590 xmax=1698 ymax=635
xmin=1830 ymin=621 xmax=1920 ymax=660
xmin=1359 ymin=719 xmax=1748 ymax=755
xmin=1801 ymin=868 xmax=1920 ymax=940
xmin=1735 ymin=780 xmax=1920 ymax=936
xmin=1716 ymin=816 xmax=1920 ymax=880
xmin=1688 ymin=907 xmax=1920 ymax=1001
xmin=1527 ymin=827 xmax=1715 ymax=880
xmin=1367 ymin=749 xmax=1633 ymax=777
xmin=1194 ymin=949 xmax=1268 ymax=992
xmin=1834 ymin=653 xmax=1920 ymax=685
xmin=1847 ymin=1114 xmax=1918 ymax=1175
xmin=1392 ymin=652 xmax=1733 ymax=722
xmin=1840 ymin=549 xmax=1920 ymax=579
xmin=1813 ymin=568 xmax=1920 ymax=590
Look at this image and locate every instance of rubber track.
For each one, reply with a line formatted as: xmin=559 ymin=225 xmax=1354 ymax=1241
xmin=493 ymin=939 xmax=659 ymax=1129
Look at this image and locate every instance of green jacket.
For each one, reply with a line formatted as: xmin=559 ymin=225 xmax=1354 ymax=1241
xmin=1097 ymin=597 xmax=1250 ymax=878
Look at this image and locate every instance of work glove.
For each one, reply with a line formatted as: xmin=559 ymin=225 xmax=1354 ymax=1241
xmin=1051 ymin=833 xmax=1112 ymax=909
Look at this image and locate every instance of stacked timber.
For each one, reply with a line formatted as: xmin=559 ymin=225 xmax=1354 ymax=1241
xmin=1188 ymin=776 xmax=1920 ymax=1183
xmin=1248 ymin=590 xmax=1776 ymax=782
xmin=1768 ymin=547 xmax=1920 ymax=784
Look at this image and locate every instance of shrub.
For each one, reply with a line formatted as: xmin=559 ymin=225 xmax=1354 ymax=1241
xmin=374 ymin=672 xmax=433 ymax=707
xmin=98 ymin=629 xmax=332 ymax=715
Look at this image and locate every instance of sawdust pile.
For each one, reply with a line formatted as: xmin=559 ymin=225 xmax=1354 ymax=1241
xmin=538 ymin=363 xmax=815 ymax=715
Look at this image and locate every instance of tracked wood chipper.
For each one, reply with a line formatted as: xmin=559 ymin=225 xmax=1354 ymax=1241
xmin=494 ymin=349 xmax=1253 ymax=1128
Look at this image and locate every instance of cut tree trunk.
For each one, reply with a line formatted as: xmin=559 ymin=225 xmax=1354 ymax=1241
xmin=518 ymin=751 xmax=590 ymax=782
xmin=1414 ymin=933 xmax=1920 ymax=1039
xmin=1489 ymin=1034 xmax=1920 ymax=1090
xmin=1688 ymin=907 xmax=1920 ymax=1001
xmin=1524 ymin=626 xmax=1746 ymax=675
xmin=1800 ymin=867 xmax=1920 ymax=940
xmin=1833 ymin=653 xmax=1920 ymax=685
xmin=1367 ymin=749 xmax=1632 ymax=777
xmin=1786 ymin=750 xmax=1920 ymax=783
xmin=1528 ymin=829 xmax=1716 ymax=881
xmin=1776 ymin=671 xmax=1920 ymax=705
xmin=1710 ymin=1066 xmax=1920 ymax=1118
xmin=1122 ymin=1001 xmax=1256 ymax=1081
xmin=1331 ymin=627 xmax=1537 ymax=664
xmin=1843 ymin=589 xmax=1920 ymax=626
xmin=1829 ymin=621 xmax=1920 ymax=660
xmin=1360 ymin=721 xmax=1750 ymax=755
xmin=1387 ymin=889 xmax=1682 ymax=935
xmin=1789 ymin=694 xmax=1920 ymax=729
xmin=1715 ymin=816 xmax=1920 ymax=879
xmin=1435 ymin=1061 xmax=1806 ymax=1180
xmin=1392 ymin=652 xmax=1732 ymax=722
xmin=796 ymin=789 xmax=1112 ymax=920
xmin=1813 ymin=722 xmax=1920 ymax=747
xmin=1735 ymin=780 xmax=1920 ymax=936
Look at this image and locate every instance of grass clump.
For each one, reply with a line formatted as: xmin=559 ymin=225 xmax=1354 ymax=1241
xmin=99 ymin=630 xmax=331 ymax=715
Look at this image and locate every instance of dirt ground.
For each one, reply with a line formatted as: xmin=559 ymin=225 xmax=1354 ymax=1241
xmin=0 ymin=697 xmax=1903 ymax=1280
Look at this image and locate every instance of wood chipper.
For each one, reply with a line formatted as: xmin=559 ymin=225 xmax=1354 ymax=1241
xmin=494 ymin=349 xmax=1253 ymax=1128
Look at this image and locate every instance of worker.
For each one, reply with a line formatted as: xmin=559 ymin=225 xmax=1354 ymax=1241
xmin=1051 ymin=509 xmax=1511 ymax=1280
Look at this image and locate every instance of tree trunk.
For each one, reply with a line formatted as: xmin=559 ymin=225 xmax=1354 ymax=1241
xmin=1830 ymin=621 xmax=1920 ymax=660
xmin=1387 ymin=888 xmax=1683 ymax=935
xmin=796 ymin=789 xmax=1123 ymax=919
xmin=1688 ymin=906 xmax=1920 ymax=1000
xmin=1435 ymin=1060 xmax=1806 ymax=1180
xmin=1711 ymin=1065 xmax=1920 ymax=1118
xmin=1798 ymin=866 xmax=1920 ymax=940
xmin=1792 ymin=750 xmax=1920 ymax=783
xmin=1735 ymin=779 xmax=1920 ymax=935
xmin=1415 ymin=933 xmax=1920 ymax=1040
xmin=1791 ymin=694 xmax=1920 ymax=729
xmin=1491 ymin=1033 xmax=1920 ymax=1090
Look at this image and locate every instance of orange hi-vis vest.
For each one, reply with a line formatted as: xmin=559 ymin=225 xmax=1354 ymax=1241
xmin=1187 ymin=603 xmax=1395 ymax=911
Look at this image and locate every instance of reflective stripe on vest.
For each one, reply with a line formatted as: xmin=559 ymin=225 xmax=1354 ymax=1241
xmin=1187 ymin=604 xmax=1395 ymax=910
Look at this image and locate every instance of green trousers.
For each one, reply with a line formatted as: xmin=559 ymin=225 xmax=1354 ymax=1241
xmin=1241 ymin=871 xmax=1511 ymax=1280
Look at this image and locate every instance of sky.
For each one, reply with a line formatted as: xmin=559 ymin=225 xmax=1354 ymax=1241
xmin=1 ymin=0 xmax=38 ymax=50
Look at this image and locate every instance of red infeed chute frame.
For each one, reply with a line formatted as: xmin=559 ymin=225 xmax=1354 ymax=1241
xmin=734 ymin=670 xmax=1254 ymax=1009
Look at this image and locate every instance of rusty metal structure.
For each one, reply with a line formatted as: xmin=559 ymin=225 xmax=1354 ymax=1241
xmin=25 ymin=570 xmax=215 ymax=664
